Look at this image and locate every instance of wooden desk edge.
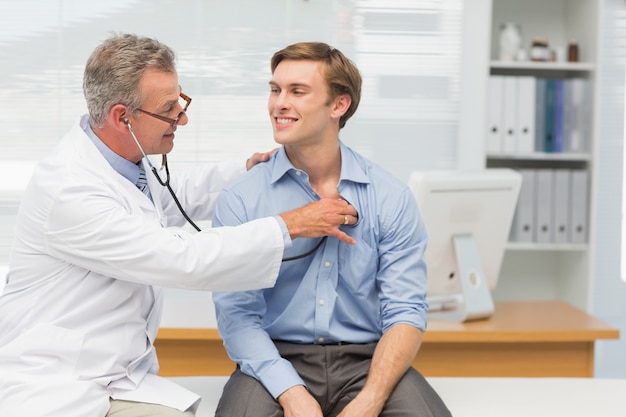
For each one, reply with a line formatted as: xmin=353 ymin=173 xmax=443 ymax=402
xmin=422 ymin=328 xmax=620 ymax=343
xmin=157 ymin=327 xmax=619 ymax=343
xmin=157 ymin=327 xmax=222 ymax=341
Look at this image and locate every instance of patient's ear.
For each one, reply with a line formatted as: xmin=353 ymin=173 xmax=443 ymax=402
xmin=332 ymin=94 xmax=351 ymax=118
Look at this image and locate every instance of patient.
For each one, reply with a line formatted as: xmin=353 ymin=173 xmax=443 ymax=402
xmin=212 ymin=42 xmax=452 ymax=417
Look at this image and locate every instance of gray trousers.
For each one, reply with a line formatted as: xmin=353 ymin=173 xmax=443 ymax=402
xmin=215 ymin=341 xmax=452 ymax=417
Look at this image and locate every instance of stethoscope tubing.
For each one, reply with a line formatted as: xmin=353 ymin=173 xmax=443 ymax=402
xmin=127 ymin=121 xmax=320 ymax=261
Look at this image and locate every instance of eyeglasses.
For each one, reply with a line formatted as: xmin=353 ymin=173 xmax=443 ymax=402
xmin=137 ymin=92 xmax=192 ymax=128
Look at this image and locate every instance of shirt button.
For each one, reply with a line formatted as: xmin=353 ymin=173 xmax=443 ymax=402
xmin=319 ymin=299 xmax=325 ymax=306
xmin=318 ymin=337 xmax=325 ymax=343
xmin=324 ymin=261 xmax=331 ymax=267
xmin=296 ymin=171 xmax=302 ymax=176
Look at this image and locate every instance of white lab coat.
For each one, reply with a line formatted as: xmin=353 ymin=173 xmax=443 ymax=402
xmin=0 ymin=115 xmax=285 ymax=416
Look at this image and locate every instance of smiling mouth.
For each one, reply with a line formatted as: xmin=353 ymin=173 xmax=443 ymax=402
xmin=275 ymin=117 xmax=298 ymax=125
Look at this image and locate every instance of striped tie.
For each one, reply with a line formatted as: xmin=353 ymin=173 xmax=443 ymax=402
xmin=136 ymin=165 xmax=152 ymax=199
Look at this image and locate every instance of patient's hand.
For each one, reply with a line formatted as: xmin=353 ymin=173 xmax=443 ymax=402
xmin=336 ymin=393 xmax=384 ymax=417
xmin=278 ymin=385 xmax=323 ymax=417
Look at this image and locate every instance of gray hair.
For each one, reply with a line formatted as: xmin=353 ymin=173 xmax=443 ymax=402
xmin=83 ymin=33 xmax=177 ymax=127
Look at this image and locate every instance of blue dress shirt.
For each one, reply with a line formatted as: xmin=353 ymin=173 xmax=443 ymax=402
xmin=212 ymin=142 xmax=428 ymax=398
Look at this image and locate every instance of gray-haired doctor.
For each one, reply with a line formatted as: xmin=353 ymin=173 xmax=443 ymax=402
xmin=0 ymin=34 xmax=357 ymax=417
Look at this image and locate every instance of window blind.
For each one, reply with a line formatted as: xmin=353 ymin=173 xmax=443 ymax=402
xmin=0 ymin=0 xmax=465 ymax=264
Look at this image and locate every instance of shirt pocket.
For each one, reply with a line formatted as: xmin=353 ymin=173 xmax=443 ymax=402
xmin=338 ymin=240 xmax=378 ymax=296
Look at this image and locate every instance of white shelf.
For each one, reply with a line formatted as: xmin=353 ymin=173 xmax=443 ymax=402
xmin=490 ymin=60 xmax=595 ymax=72
xmin=487 ymin=152 xmax=591 ymax=162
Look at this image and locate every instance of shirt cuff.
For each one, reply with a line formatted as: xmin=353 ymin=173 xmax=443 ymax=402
xmin=273 ymin=215 xmax=293 ymax=249
xmin=258 ymin=358 xmax=305 ymax=399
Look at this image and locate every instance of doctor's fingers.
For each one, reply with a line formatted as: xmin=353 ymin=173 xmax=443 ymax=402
xmin=245 ymin=148 xmax=278 ymax=170
xmin=279 ymin=199 xmax=356 ymax=242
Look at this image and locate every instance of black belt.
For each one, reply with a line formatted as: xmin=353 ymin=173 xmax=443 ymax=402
xmin=273 ymin=339 xmax=354 ymax=346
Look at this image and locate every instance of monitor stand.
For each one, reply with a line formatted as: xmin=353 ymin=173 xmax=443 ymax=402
xmin=429 ymin=234 xmax=495 ymax=322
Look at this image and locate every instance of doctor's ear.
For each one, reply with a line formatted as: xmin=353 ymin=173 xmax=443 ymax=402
xmin=111 ymin=103 xmax=131 ymax=128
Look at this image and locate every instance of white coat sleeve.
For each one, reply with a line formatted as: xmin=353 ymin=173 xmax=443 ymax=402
xmin=42 ymin=179 xmax=284 ymax=292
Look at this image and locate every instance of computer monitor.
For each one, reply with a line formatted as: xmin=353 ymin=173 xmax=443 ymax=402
xmin=408 ymin=168 xmax=522 ymax=322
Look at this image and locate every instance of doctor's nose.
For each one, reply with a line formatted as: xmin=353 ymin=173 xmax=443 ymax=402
xmin=176 ymin=111 xmax=189 ymax=127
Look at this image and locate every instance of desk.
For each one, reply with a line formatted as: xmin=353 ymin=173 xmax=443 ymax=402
xmin=417 ymin=300 xmax=619 ymax=377
xmin=155 ymin=300 xmax=619 ymax=377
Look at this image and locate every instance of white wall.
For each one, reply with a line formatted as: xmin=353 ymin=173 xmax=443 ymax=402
xmin=591 ymin=0 xmax=626 ymax=378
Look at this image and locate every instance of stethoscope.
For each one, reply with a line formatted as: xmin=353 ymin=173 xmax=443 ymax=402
xmin=125 ymin=118 xmax=327 ymax=262
xmin=126 ymin=118 xmax=202 ymax=232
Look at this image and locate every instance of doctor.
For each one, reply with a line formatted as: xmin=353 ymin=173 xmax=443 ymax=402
xmin=0 ymin=33 xmax=357 ymax=417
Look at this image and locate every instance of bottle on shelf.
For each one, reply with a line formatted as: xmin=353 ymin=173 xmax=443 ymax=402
xmin=568 ymin=40 xmax=579 ymax=62
xmin=530 ymin=38 xmax=549 ymax=62
xmin=498 ymin=22 xmax=522 ymax=61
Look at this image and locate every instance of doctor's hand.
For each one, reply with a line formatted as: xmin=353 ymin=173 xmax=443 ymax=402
xmin=279 ymin=198 xmax=358 ymax=245
xmin=278 ymin=385 xmax=324 ymax=417
xmin=246 ymin=148 xmax=278 ymax=170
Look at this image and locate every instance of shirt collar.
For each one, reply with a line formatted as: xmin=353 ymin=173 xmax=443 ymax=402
xmin=83 ymin=119 xmax=141 ymax=184
xmin=270 ymin=141 xmax=371 ymax=186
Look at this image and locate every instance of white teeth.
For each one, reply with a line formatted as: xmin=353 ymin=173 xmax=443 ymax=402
xmin=277 ymin=118 xmax=293 ymax=124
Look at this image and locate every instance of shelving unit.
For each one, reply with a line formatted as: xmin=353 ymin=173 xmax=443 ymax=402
xmin=487 ymin=0 xmax=599 ymax=311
